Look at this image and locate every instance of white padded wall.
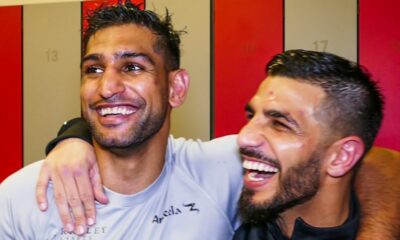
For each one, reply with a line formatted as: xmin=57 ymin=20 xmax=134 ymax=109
xmin=23 ymin=2 xmax=81 ymax=165
xmin=285 ymin=0 xmax=357 ymax=61
xmin=147 ymin=0 xmax=211 ymax=140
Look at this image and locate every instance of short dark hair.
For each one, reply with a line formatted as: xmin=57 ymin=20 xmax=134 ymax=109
xmin=266 ymin=49 xmax=384 ymax=152
xmin=82 ymin=0 xmax=183 ymax=70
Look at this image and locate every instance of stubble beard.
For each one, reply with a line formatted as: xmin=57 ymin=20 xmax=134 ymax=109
xmin=238 ymin=151 xmax=321 ymax=225
xmin=85 ymin=104 xmax=168 ymax=155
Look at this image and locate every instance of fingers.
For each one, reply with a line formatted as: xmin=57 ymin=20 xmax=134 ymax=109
xmin=35 ymin=138 xmax=100 ymax=236
xmin=90 ymin=163 xmax=108 ymax=204
xmin=75 ymin=169 xmax=97 ymax=227
xmin=52 ymin=169 xmax=75 ymax=233
xmin=62 ymin=169 xmax=87 ymax=235
xmin=36 ymin=162 xmax=50 ymax=211
xmin=36 ymin=162 xmax=79 ymax=232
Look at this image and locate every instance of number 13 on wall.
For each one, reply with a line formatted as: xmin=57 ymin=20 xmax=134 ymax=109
xmin=45 ymin=49 xmax=58 ymax=63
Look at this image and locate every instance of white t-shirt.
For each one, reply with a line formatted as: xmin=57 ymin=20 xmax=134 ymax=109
xmin=0 ymin=135 xmax=243 ymax=240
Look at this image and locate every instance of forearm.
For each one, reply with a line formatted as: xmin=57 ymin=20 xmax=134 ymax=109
xmin=45 ymin=117 xmax=92 ymax=155
xmin=355 ymin=147 xmax=400 ymax=239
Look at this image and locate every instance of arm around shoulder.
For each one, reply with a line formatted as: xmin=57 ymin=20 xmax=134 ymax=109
xmin=355 ymin=146 xmax=400 ymax=239
xmin=45 ymin=117 xmax=92 ymax=155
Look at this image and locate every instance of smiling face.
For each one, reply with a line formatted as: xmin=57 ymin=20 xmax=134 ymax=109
xmin=80 ymin=24 xmax=170 ymax=152
xmin=237 ymin=76 xmax=328 ymax=223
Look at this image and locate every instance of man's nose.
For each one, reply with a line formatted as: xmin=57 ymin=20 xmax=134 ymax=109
xmin=237 ymin=121 xmax=265 ymax=149
xmin=99 ymin=69 xmax=126 ymax=99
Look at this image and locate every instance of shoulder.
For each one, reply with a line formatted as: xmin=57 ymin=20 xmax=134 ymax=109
xmin=1 ymin=160 xmax=44 ymax=209
xmin=169 ymin=134 xmax=239 ymax=161
xmin=0 ymin=161 xmax=62 ymax=238
xmin=167 ymin=134 xmax=241 ymax=177
xmin=1 ymin=160 xmax=43 ymax=191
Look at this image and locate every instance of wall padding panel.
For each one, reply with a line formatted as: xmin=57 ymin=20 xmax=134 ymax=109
xmin=285 ymin=0 xmax=357 ymax=61
xmin=148 ymin=0 xmax=211 ymax=140
xmin=214 ymin=0 xmax=283 ymax=137
xmin=0 ymin=6 xmax=22 ymax=181
xmin=359 ymin=0 xmax=400 ymax=150
xmin=23 ymin=2 xmax=81 ymax=165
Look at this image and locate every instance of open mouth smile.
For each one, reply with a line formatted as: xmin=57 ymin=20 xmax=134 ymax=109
xmin=98 ymin=106 xmax=137 ymax=116
xmin=242 ymin=158 xmax=280 ymax=189
xmin=92 ymin=103 xmax=142 ymax=126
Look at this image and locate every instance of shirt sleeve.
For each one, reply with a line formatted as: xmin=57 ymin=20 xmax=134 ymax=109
xmin=45 ymin=117 xmax=92 ymax=155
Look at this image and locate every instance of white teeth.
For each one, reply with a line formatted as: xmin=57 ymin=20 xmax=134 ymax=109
xmin=242 ymin=160 xmax=278 ymax=173
xmin=248 ymin=172 xmax=264 ymax=181
xmin=99 ymin=107 xmax=135 ymax=116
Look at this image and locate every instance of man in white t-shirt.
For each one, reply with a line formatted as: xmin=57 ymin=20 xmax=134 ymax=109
xmin=0 ymin=2 xmax=241 ymax=239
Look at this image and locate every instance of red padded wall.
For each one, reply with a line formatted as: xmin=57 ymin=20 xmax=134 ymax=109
xmin=213 ymin=0 xmax=283 ymax=137
xmin=359 ymin=0 xmax=400 ymax=151
xmin=0 ymin=6 xmax=23 ymax=181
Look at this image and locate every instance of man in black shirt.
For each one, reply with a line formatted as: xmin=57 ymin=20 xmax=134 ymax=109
xmin=233 ymin=50 xmax=383 ymax=239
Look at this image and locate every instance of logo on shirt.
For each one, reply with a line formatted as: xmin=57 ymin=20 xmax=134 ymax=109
xmin=60 ymin=226 xmax=107 ymax=239
xmin=152 ymin=202 xmax=200 ymax=224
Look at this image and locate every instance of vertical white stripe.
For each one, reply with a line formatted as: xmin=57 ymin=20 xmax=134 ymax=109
xmin=147 ymin=0 xmax=211 ymax=140
xmin=285 ymin=0 xmax=357 ymax=61
xmin=23 ymin=2 xmax=81 ymax=165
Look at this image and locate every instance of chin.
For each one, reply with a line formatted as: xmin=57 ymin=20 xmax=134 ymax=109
xmin=239 ymin=188 xmax=281 ymax=224
xmin=251 ymin=190 xmax=277 ymax=204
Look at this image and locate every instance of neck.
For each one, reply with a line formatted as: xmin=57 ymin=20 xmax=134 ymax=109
xmin=95 ymin=120 xmax=170 ymax=195
xmin=278 ymin=176 xmax=353 ymax=237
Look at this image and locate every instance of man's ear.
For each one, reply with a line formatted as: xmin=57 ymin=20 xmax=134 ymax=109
xmin=326 ymin=136 xmax=365 ymax=177
xmin=168 ymin=69 xmax=189 ymax=108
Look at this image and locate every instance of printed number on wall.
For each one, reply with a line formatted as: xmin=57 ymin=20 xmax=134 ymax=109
xmin=313 ymin=40 xmax=328 ymax=52
xmin=46 ymin=49 xmax=58 ymax=62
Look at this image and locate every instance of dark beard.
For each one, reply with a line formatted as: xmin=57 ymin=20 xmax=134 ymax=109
xmin=238 ymin=152 xmax=321 ymax=225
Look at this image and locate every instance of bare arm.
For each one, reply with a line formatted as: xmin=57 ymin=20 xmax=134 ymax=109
xmin=355 ymin=147 xmax=400 ymax=239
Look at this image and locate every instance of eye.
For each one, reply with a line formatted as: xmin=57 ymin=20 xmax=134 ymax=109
xmin=272 ymin=120 xmax=290 ymax=131
xmin=245 ymin=110 xmax=254 ymax=120
xmin=123 ymin=63 xmax=143 ymax=72
xmin=84 ymin=66 xmax=103 ymax=74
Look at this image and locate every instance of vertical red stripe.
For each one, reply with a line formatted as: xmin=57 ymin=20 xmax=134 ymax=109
xmin=213 ymin=0 xmax=283 ymax=137
xmin=0 ymin=6 xmax=23 ymax=181
xmin=359 ymin=0 xmax=400 ymax=151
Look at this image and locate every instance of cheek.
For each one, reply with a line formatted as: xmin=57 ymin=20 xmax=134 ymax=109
xmin=133 ymin=80 xmax=168 ymax=99
xmin=80 ymin=82 xmax=97 ymax=104
xmin=273 ymin=138 xmax=305 ymax=153
xmin=273 ymin=139 xmax=307 ymax=165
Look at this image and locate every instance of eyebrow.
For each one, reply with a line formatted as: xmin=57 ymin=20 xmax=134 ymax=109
xmin=81 ymin=51 xmax=155 ymax=67
xmin=245 ymin=103 xmax=302 ymax=131
xmin=81 ymin=54 xmax=101 ymax=66
xmin=265 ymin=110 xmax=300 ymax=129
